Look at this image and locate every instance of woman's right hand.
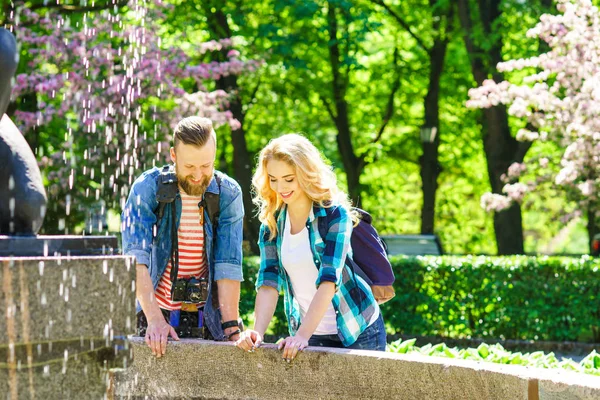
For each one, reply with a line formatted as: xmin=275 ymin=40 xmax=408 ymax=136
xmin=235 ymin=329 xmax=263 ymax=352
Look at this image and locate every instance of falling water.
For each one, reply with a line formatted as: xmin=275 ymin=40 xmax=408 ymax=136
xmin=1 ymin=3 xmax=144 ymax=396
xmin=2 ymin=0 xmax=262 ymax=398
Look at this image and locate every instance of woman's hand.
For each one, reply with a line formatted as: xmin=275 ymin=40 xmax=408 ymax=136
xmin=279 ymin=334 xmax=309 ymax=362
xmin=235 ymin=329 xmax=263 ymax=352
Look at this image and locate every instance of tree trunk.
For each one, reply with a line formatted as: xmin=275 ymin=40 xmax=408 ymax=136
xmin=457 ymin=0 xmax=527 ymax=254
xmin=326 ymin=1 xmax=362 ymax=205
xmin=481 ymin=104 xmax=526 ymax=254
xmin=203 ymin=4 xmax=260 ymax=254
xmin=420 ymin=30 xmax=448 ymax=234
xmin=587 ymin=203 xmax=600 ymax=254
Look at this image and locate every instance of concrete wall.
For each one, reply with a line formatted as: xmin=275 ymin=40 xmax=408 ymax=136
xmin=111 ymin=338 xmax=600 ymax=400
xmin=1 ymin=256 xmax=135 ymax=343
xmin=1 ymin=256 xmax=136 ymax=399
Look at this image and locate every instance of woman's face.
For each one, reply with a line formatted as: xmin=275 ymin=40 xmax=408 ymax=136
xmin=266 ymin=159 xmax=307 ymax=205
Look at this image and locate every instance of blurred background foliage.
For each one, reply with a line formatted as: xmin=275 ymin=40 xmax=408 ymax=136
xmin=2 ymin=0 xmax=597 ymax=255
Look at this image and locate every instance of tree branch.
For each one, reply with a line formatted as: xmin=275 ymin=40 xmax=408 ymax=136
xmin=247 ymin=76 xmax=262 ymax=105
xmin=373 ymin=46 xmax=401 ymax=145
xmin=457 ymin=0 xmax=477 ymax=56
xmin=457 ymin=0 xmax=487 ymax=84
xmin=514 ymin=123 xmax=536 ymax=162
xmin=241 ymin=77 xmax=262 ymax=133
xmin=369 ymin=0 xmax=429 ymax=53
xmin=319 ymin=94 xmax=336 ymax=122
xmin=28 ymin=0 xmax=129 ymax=13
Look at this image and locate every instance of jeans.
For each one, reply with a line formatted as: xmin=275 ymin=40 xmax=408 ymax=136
xmin=308 ymin=314 xmax=386 ymax=351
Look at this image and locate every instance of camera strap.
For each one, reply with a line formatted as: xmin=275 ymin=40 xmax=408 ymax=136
xmin=166 ymin=171 xmax=222 ymax=290
xmin=199 ymin=171 xmax=222 ymax=242
xmin=169 ymin=200 xmax=179 ymax=284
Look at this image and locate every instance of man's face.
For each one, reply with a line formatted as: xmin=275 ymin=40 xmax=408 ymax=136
xmin=170 ymin=139 xmax=216 ymax=196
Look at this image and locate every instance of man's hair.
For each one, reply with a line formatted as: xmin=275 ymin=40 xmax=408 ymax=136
xmin=173 ymin=117 xmax=217 ymax=149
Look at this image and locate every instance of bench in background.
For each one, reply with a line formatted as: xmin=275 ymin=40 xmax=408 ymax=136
xmin=381 ymin=234 xmax=443 ymax=256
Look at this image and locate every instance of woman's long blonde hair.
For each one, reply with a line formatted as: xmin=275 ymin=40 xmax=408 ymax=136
xmin=252 ymin=133 xmax=355 ymax=240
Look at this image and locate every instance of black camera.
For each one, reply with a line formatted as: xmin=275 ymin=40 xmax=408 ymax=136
xmin=172 ymin=277 xmax=209 ymax=303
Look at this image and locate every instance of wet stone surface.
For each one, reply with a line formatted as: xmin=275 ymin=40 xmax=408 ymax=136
xmin=1 ymin=255 xmax=136 ymax=399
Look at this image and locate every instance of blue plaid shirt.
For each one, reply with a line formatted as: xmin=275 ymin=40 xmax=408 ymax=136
xmin=256 ymin=203 xmax=379 ymax=346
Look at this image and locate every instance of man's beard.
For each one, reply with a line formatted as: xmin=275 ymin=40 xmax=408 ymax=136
xmin=176 ymin=169 xmax=212 ymax=196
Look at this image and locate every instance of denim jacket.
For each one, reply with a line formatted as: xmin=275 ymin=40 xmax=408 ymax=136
xmin=255 ymin=203 xmax=379 ymax=346
xmin=121 ymin=166 xmax=244 ymax=340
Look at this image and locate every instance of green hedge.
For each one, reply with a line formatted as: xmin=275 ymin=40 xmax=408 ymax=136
xmin=240 ymin=255 xmax=600 ymax=342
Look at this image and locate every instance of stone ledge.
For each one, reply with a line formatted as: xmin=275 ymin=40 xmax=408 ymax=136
xmin=110 ymin=338 xmax=600 ymax=400
xmin=1 ymin=256 xmax=136 ymax=343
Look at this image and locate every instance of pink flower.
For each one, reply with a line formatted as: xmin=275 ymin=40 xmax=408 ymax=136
xmin=227 ymin=49 xmax=240 ymax=58
xmin=228 ymin=118 xmax=242 ymax=131
xmin=480 ymin=193 xmax=513 ymax=212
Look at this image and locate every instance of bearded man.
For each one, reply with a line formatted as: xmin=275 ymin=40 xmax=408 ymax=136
xmin=122 ymin=116 xmax=244 ymax=357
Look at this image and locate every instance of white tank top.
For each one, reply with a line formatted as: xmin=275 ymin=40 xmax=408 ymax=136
xmin=280 ymin=210 xmax=338 ymax=335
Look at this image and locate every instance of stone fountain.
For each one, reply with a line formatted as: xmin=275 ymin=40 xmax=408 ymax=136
xmin=0 ymin=28 xmax=136 ymax=399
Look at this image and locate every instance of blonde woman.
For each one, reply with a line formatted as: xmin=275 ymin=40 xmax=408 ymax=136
xmin=236 ymin=134 xmax=385 ymax=361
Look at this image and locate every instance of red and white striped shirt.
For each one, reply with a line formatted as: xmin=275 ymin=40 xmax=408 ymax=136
xmin=155 ymin=192 xmax=207 ymax=310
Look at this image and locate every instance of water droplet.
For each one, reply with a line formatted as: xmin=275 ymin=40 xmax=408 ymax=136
xmin=9 ymin=197 xmax=15 ymax=218
xmin=8 ymin=343 xmax=14 ymax=362
xmin=66 ymin=194 xmax=72 ymax=215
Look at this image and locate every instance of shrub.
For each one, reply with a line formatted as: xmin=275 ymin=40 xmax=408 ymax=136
xmin=382 ymin=255 xmax=600 ymax=342
xmin=241 ymin=255 xmax=600 ymax=342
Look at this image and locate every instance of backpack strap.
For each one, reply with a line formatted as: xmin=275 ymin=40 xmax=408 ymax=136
xmin=200 ymin=171 xmax=222 ymax=234
xmin=316 ymin=206 xmax=360 ymax=287
xmin=153 ymin=165 xmax=180 ymax=285
xmin=155 ymin=165 xmax=178 ymax=222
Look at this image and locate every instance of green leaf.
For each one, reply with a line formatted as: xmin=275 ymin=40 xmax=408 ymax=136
xmin=477 ymin=343 xmax=490 ymax=359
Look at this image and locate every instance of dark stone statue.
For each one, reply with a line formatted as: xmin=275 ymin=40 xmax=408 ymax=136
xmin=0 ymin=28 xmax=47 ymax=235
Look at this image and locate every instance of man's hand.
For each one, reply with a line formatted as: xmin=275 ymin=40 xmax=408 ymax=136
xmin=145 ymin=318 xmax=179 ymax=357
xmin=279 ymin=334 xmax=309 ymax=362
xmin=235 ymin=329 xmax=263 ymax=351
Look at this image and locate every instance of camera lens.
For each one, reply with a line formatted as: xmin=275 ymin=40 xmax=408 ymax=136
xmin=188 ymin=287 xmax=202 ymax=303
xmin=187 ymin=278 xmax=202 ymax=303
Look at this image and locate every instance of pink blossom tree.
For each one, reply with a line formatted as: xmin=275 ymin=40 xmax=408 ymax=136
xmin=6 ymin=1 xmax=261 ymax=233
xmin=467 ymin=0 xmax=600 ymax=251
